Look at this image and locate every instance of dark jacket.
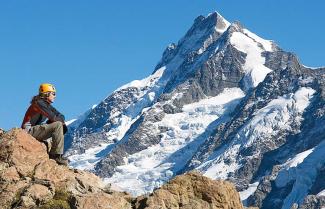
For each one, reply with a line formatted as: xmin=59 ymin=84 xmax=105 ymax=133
xmin=21 ymin=97 xmax=65 ymax=129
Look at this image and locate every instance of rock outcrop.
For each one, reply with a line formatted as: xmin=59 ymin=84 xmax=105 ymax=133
xmin=0 ymin=128 xmax=246 ymax=209
xmin=134 ymin=171 xmax=244 ymax=209
xmin=0 ymin=128 xmax=130 ymax=209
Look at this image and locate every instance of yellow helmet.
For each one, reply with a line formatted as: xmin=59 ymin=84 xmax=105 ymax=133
xmin=39 ymin=83 xmax=56 ymax=94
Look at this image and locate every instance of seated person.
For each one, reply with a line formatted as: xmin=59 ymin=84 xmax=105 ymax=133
xmin=21 ymin=83 xmax=68 ymax=166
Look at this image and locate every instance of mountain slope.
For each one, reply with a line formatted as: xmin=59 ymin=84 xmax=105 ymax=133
xmin=65 ymin=12 xmax=325 ymax=209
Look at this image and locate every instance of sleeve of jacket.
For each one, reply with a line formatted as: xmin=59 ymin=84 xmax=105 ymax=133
xmin=35 ymin=99 xmax=65 ymax=123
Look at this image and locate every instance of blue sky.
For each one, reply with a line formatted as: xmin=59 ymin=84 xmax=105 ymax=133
xmin=0 ymin=0 xmax=324 ymax=130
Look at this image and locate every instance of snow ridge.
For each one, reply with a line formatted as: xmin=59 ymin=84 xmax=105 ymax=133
xmin=68 ymin=67 xmax=166 ymax=170
xmin=200 ymin=87 xmax=315 ymax=180
xmin=276 ymin=140 xmax=325 ymax=209
xmin=230 ymin=30 xmax=273 ymax=90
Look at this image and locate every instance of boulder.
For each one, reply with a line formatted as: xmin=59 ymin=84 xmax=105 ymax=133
xmin=73 ymin=193 xmax=131 ymax=209
xmin=135 ymin=171 xmax=244 ymax=209
xmin=0 ymin=128 xmax=49 ymax=177
xmin=20 ymin=184 xmax=53 ymax=207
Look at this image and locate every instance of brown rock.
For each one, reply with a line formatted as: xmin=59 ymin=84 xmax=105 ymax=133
xmin=72 ymin=169 xmax=104 ymax=193
xmin=1 ymin=166 xmax=20 ymax=182
xmin=0 ymin=180 xmax=30 ymax=209
xmin=73 ymin=193 xmax=132 ymax=209
xmin=0 ymin=129 xmax=111 ymax=208
xmin=0 ymin=128 xmax=5 ymax=136
xmin=135 ymin=171 xmax=244 ymax=209
xmin=34 ymin=160 xmax=104 ymax=195
xmin=0 ymin=128 xmax=49 ymax=176
xmin=20 ymin=195 xmax=36 ymax=208
xmin=23 ymin=184 xmax=53 ymax=204
xmin=0 ymin=161 xmax=9 ymax=173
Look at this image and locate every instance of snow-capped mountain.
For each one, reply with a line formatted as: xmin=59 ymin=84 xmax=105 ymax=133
xmin=65 ymin=12 xmax=325 ymax=209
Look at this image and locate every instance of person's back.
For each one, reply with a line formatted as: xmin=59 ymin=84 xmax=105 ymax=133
xmin=22 ymin=83 xmax=68 ymax=166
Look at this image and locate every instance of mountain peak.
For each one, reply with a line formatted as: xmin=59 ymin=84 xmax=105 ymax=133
xmin=65 ymin=11 xmax=325 ymax=209
xmin=192 ymin=11 xmax=230 ymax=34
xmin=154 ymin=11 xmax=232 ymax=71
xmin=229 ymin=21 xmax=244 ymax=32
xmin=207 ymin=11 xmax=231 ymax=32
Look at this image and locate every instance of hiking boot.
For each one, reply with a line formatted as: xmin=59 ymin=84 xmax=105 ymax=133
xmin=49 ymin=154 xmax=69 ymax=166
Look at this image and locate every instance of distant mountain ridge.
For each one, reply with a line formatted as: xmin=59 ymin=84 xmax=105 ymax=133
xmin=65 ymin=12 xmax=325 ymax=209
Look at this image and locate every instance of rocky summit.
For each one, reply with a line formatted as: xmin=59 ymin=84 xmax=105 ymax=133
xmin=0 ymin=128 xmax=246 ymax=209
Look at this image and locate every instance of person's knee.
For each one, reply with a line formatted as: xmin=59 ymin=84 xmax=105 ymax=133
xmin=52 ymin=121 xmax=63 ymax=130
xmin=51 ymin=121 xmax=64 ymax=140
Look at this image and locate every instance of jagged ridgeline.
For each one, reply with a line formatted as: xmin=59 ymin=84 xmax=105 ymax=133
xmin=65 ymin=12 xmax=325 ymax=209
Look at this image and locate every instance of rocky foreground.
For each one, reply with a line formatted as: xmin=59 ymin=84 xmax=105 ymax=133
xmin=0 ymin=128 xmax=250 ymax=209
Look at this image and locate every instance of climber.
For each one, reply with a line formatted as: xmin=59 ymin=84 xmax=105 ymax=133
xmin=21 ymin=83 xmax=69 ymax=166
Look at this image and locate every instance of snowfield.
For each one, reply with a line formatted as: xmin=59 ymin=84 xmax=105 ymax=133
xmin=199 ymin=87 xmax=315 ymax=181
xmin=103 ymin=88 xmax=245 ymax=196
xmin=230 ymin=31 xmax=273 ymax=90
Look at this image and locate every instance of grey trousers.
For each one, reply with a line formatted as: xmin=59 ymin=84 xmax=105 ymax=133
xmin=29 ymin=121 xmax=64 ymax=155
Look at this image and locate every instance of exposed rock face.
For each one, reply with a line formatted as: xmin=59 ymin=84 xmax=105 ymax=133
xmin=0 ymin=128 xmax=245 ymax=209
xmin=95 ymin=107 xmax=165 ymax=177
xmin=297 ymin=195 xmax=325 ymax=209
